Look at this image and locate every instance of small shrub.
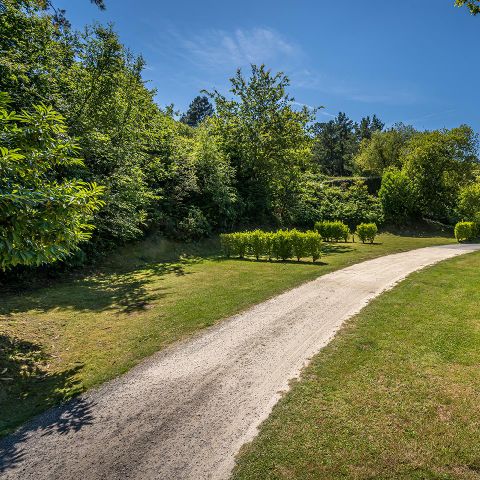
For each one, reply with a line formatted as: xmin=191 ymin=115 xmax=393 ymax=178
xmin=176 ymin=207 xmax=211 ymax=240
xmin=220 ymin=232 xmax=248 ymax=257
xmin=272 ymin=230 xmax=293 ymax=261
xmin=454 ymin=221 xmax=477 ymax=242
xmin=304 ymin=230 xmax=322 ymax=262
xmin=356 ymin=223 xmax=378 ymax=244
xmin=220 ymin=233 xmax=234 ymax=257
xmin=314 ymin=221 xmax=349 ymax=242
xmin=247 ymin=230 xmax=266 ymax=260
xmin=290 ymin=229 xmax=308 ymax=261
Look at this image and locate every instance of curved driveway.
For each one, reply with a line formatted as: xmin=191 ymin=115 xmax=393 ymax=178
xmin=1 ymin=243 xmax=479 ymax=480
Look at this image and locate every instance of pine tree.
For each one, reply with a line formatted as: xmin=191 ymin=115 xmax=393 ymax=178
xmin=180 ymin=96 xmax=214 ymax=127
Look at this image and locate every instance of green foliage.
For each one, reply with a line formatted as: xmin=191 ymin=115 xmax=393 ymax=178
xmin=180 ymin=95 xmax=214 ymax=127
xmin=206 ymin=64 xmax=314 ymax=223
xmin=454 ymin=221 xmax=477 ymax=242
xmin=354 ymin=124 xmax=416 ymax=175
xmin=220 ymin=230 xmax=322 ymax=262
xmin=312 ymin=112 xmax=358 ymax=176
xmin=299 ymin=180 xmax=384 ymax=230
xmin=402 ymin=126 xmax=478 ymax=221
xmin=457 ymin=182 xmax=480 ymax=223
xmin=315 ymin=221 xmax=350 ymax=242
xmin=247 ymin=230 xmax=267 ymax=260
xmin=290 ymin=229 xmax=308 ymax=261
xmin=272 ymin=230 xmax=293 ymax=261
xmin=303 ymin=230 xmax=323 ymax=262
xmin=379 ymin=168 xmax=417 ymax=224
xmin=356 ymin=223 xmax=378 ymax=244
xmin=0 ymin=94 xmax=104 ymax=269
xmin=455 ymin=0 xmax=480 ymax=15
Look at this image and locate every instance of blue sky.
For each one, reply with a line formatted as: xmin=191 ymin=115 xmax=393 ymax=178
xmin=58 ymin=0 xmax=479 ymax=131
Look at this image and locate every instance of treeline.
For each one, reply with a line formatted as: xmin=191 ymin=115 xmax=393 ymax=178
xmin=1 ymin=0 xmax=480 ymax=271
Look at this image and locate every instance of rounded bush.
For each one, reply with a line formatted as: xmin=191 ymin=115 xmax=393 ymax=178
xmin=314 ymin=221 xmax=349 ymax=242
xmin=356 ymin=223 xmax=378 ymax=244
xmin=454 ymin=221 xmax=477 ymax=242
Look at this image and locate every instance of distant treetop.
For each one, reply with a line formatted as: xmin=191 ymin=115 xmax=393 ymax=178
xmin=180 ymin=96 xmax=214 ymax=127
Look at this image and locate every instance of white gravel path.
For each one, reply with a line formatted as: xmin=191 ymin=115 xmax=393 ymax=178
xmin=1 ymin=243 xmax=479 ymax=480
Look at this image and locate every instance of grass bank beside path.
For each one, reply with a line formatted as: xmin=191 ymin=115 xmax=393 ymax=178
xmin=0 ymin=231 xmax=454 ymax=436
xmin=232 ymin=251 xmax=480 ymax=480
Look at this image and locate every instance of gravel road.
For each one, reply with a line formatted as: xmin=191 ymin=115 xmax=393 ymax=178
xmin=2 ymin=243 xmax=479 ymax=480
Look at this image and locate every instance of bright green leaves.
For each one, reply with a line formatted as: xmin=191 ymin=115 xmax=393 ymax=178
xmin=455 ymin=0 xmax=480 ymax=15
xmin=0 ymin=94 xmax=104 ymax=269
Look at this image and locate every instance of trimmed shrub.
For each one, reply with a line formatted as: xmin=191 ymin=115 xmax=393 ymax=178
xmin=356 ymin=223 xmax=378 ymax=244
xmin=221 ymin=229 xmax=322 ymax=262
xmin=247 ymin=230 xmax=267 ymax=260
xmin=314 ymin=221 xmax=349 ymax=242
xmin=304 ymin=230 xmax=322 ymax=262
xmin=220 ymin=232 xmax=248 ymax=258
xmin=272 ymin=230 xmax=293 ymax=261
xmin=290 ymin=229 xmax=308 ymax=261
xmin=454 ymin=221 xmax=477 ymax=242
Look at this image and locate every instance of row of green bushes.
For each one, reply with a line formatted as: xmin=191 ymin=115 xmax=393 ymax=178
xmin=220 ymin=230 xmax=323 ymax=262
xmin=454 ymin=221 xmax=479 ymax=242
xmin=314 ymin=221 xmax=378 ymax=244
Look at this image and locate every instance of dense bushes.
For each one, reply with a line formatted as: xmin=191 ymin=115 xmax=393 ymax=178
xmin=356 ymin=223 xmax=378 ymax=243
xmin=220 ymin=230 xmax=322 ymax=262
xmin=379 ymin=168 xmax=417 ymax=224
xmin=454 ymin=221 xmax=478 ymax=242
xmin=295 ymin=180 xmax=384 ymax=230
xmin=314 ymin=221 xmax=349 ymax=242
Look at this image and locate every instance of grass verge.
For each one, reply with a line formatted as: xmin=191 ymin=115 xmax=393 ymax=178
xmin=232 ymin=251 xmax=480 ymax=480
xmin=0 ymin=231 xmax=454 ymax=436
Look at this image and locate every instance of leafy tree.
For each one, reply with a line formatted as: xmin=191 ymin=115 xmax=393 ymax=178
xmin=312 ymin=112 xmax=357 ymax=176
xmin=457 ymin=182 xmax=480 ymax=222
xmin=180 ymin=96 xmax=214 ymax=127
xmin=356 ymin=114 xmax=384 ymax=142
xmin=455 ymin=0 xmax=480 ymax=15
xmin=379 ymin=168 xmax=417 ymax=224
xmin=206 ymin=64 xmax=314 ymax=223
xmin=402 ymin=126 xmax=479 ymax=220
xmin=0 ymin=93 xmax=104 ymax=269
xmin=354 ymin=123 xmax=416 ymax=175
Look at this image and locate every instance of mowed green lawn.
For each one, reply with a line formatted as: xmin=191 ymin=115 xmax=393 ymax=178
xmin=0 ymin=231 xmax=454 ymax=436
xmin=232 ymin=251 xmax=480 ymax=480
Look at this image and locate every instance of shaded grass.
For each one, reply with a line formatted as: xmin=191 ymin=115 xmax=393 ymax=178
xmin=232 ymin=251 xmax=480 ymax=480
xmin=0 ymin=232 xmax=455 ymax=436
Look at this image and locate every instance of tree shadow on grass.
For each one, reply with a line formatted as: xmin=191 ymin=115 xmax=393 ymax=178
xmin=0 ymin=256 xmax=202 ymax=317
xmin=0 ymin=335 xmax=94 ymax=473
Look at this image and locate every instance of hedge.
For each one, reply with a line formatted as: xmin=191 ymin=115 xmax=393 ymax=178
xmin=454 ymin=221 xmax=477 ymax=242
xmin=356 ymin=223 xmax=378 ymax=244
xmin=314 ymin=221 xmax=349 ymax=242
xmin=220 ymin=229 xmax=322 ymax=262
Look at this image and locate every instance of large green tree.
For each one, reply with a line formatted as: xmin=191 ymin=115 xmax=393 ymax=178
xmin=0 ymin=93 xmax=104 ymax=269
xmin=402 ymin=126 xmax=478 ymax=220
xmin=312 ymin=112 xmax=357 ymax=176
xmin=206 ymin=64 xmax=314 ymax=223
xmin=354 ymin=123 xmax=416 ymax=175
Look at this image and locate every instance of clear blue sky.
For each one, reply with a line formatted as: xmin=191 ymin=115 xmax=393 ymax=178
xmin=58 ymin=0 xmax=479 ymax=131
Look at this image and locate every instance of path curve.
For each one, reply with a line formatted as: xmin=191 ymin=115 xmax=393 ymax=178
xmin=2 ymin=243 xmax=479 ymax=480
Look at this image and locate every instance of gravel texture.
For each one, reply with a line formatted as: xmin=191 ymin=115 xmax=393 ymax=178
xmin=2 ymin=243 xmax=479 ymax=480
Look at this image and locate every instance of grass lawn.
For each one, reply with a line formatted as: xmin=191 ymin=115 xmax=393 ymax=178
xmin=0 ymin=230 xmax=454 ymax=436
xmin=232 ymin=251 xmax=480 ymax=480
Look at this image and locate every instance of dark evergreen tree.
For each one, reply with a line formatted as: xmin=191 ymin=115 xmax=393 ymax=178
xmin=180 ymin=96 xmax=214 ymax=127
xmin=312 ymin=112 xmax=358 ymax=176
xmin=356 ymin=114 xmax=384 ymax=141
